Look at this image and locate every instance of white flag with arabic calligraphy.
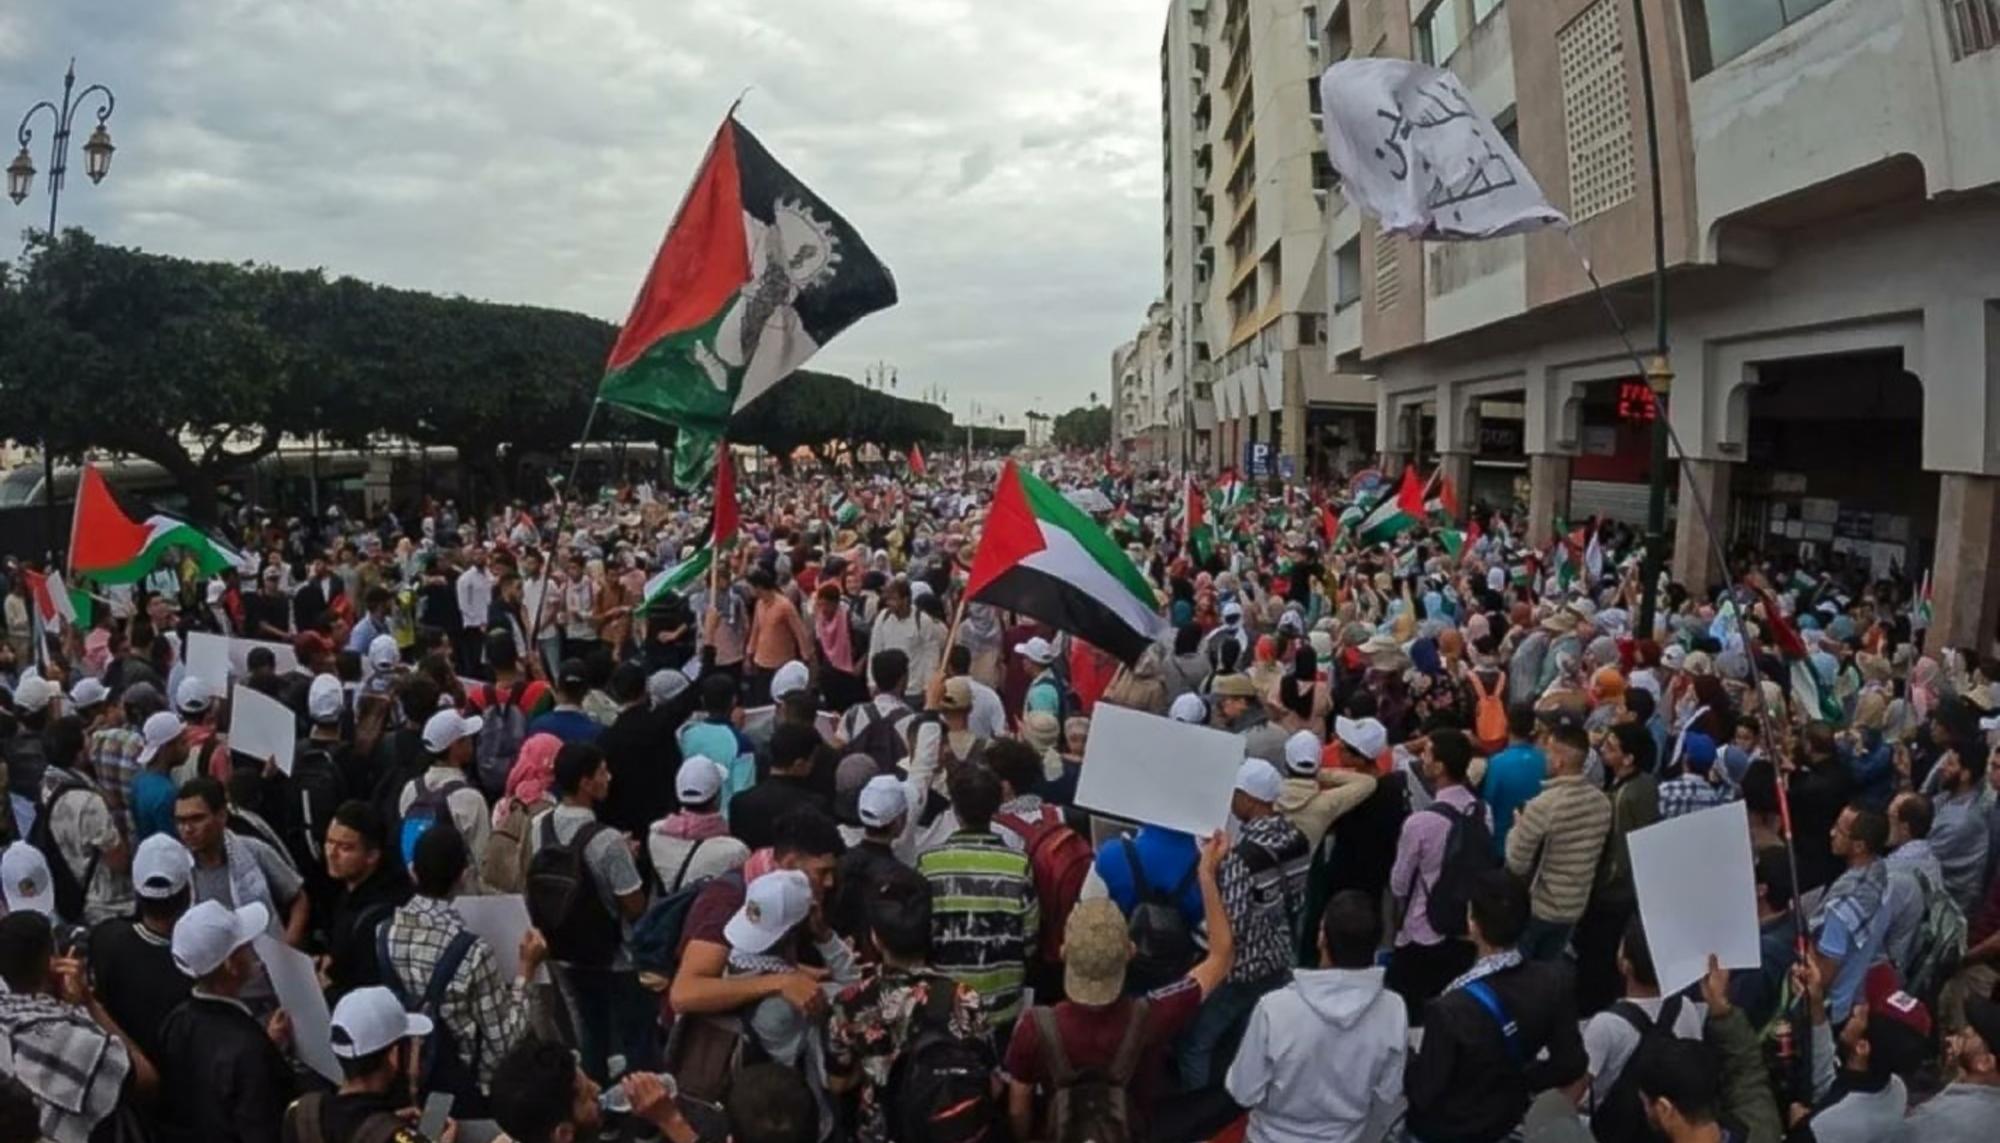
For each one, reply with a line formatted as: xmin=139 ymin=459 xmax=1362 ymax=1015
xmin=1319 ymin=59 xmax=1566 ymax=241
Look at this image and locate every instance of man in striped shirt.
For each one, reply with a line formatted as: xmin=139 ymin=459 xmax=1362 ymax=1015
xmin=917 ymin=760 xmax=1038 ymax=1030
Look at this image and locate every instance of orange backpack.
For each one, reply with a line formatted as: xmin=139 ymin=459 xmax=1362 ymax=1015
xmin=1470 ymin=670 xmax=1508 ymax=753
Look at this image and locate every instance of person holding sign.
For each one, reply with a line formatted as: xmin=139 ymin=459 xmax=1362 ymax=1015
xmin=156 ymin=902 xmax=295 ymax=1143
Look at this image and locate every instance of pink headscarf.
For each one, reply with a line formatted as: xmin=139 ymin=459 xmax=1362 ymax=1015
xmin=497 ymin=733 xmax=562 ymax=823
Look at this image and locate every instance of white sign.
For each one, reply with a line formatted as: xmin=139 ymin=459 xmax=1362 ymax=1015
xmin=228 ymin=684 xmax=298 ymax=776
xmin=455 ymin=894 xmax=533 ymax=982
xmin=1319 ymin=59 xmax=1565 ymax=240
xmin=1628 ymin=801 xmax=1761 ymax=997
xmin=186 ymin=633 xmax=302 ymax=697
xmin=1074 ymin=704 xmax=1244 ymax=839
xmin=255 ymin=935 xmax=341 ymax=1084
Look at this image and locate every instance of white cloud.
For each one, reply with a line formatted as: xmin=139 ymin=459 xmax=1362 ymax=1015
xmin=1 ymin=0 xmax=1166 ymax=421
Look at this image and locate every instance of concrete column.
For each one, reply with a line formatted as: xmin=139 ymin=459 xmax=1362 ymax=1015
xmin=1527 ymin=454 xmax=1572 ymax=549
xmin=1439 ymin=452 xmax=1475 ymax=523
xmin=1928 ymin=473 xmax=2000 ymax=657
xmin=1380 ymin=451 xmax=1410 ymax=478
xmin=1671 ymin=459 xmax=1733 ymax=593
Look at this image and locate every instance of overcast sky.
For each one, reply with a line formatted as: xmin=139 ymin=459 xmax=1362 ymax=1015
xmin=2 ymin=0 xmax=1164 ymax=422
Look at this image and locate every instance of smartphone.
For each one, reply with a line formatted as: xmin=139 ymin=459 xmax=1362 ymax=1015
xmin=418 ymin=1092 xmax=453 ymax=1140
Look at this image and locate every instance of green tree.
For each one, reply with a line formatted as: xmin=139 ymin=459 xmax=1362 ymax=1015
xmin=1051 ymin=404 xmax=1112 ymax=449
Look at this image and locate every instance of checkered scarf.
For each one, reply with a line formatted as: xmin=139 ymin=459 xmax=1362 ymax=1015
xmin=0 ymin=992 xmax=131 ymax=1143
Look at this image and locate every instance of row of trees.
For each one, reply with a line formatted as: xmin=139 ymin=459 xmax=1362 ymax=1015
xmin=1052 ymin=402 xmax=1112 ymax=448
xmin=0 ymin=230 xmax=1021 ymax=521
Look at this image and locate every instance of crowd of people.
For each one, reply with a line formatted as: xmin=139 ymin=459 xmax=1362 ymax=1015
xmin=1 ymin=453 xmax=1999 ymax=1143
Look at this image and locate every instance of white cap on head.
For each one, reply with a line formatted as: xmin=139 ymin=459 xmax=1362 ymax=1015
xmin=137 ymin=711 xmax=188 ymax=765
xmin=1169 ymin=693 xmax=1209 ymax=724
xmin=675 ymin=755 xmax=726 ymax=804
xmin=1334 ymin=716 xmax=1389 ymax=762
xmin=1221 ymin=600 xmax=1244 ymax=622
xmin=1014 ymin=636 xmax=1057 ymax=665
xmin=308 ymin=674 xmax=344 ymax=724
xmin=132 ymin=835 xmax=195 ymax=900
xmin=176 ymin=677 xmax=214 ymax=715
xmin=858 ymin=775 xmax=907 ymax=829
xmin=422 ymin=709 xmax=484 ymax=755
xmin=771 ymin=660 xmax=811 ymax=701
xmin=724 ymin=869 xmax=813 ymax=955
xmin=69 ymin=677 xmax=110 ymax=710
xmin=171 ymin=900 xmax=270 ymax=978
xmin=1283 ymin=730 xmax=1322 ymax=776
xmin=368 ymin=634 xmax=400 ymax=672
xmin=12 ymin=675 xmax=54 ymax=714
xmin=329 ymin=986 xmax=435 ymax=1058
xmin=1 ymin=844 xmax=54 ymax=917
xmin=1234 ymin=758 xmax=1284 ymax=804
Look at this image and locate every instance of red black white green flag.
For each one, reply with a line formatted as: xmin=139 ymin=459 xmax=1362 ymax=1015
xmin=598 ymin=117 xmax=898 ymax=485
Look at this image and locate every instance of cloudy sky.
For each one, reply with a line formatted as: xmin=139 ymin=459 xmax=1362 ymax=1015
xmin=2 ymin=0 xmax=1165 ymax=422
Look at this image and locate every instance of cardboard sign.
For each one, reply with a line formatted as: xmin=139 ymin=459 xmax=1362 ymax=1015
xmin=1629 ymin=801 xmax=1761 ymax=997
xmin=1074 ymin=704 xmax=1244 ymax=838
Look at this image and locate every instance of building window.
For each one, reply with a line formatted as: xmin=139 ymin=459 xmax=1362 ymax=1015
xmin=1473 ymin=0 xmax=1504 ymax=20
xmin=1304 ymin=6 xmax=1318 ymax=43
xmin=1680 ymin=0 xmax=1840 ymax=76
xmin=1311 ymin=151 xmax=1339 ymax=191
xmin=1416 ymin=0 xmax=1466 ymax=65
xmin=1335 ymin=238 xmax=1362 ymax=309
xmin=1373 ymin=231 xmax=1402 ymax=312
xmin=1495 ymin=105 xmax=1519 ymax=156
xmin=1559 ymin=0 xmax=1636 ymax=221
xmin=1943 ymin=0 xmax=2000 ymax=58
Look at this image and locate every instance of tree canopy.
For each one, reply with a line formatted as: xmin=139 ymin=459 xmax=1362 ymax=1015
xmin=1052 ymin=403 xmax=1112 ymax=449
xmin=0 ymin=229 xmax=994 ymax=521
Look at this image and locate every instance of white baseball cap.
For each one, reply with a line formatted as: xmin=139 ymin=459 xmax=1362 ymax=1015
xmin=308 ymin=674 xmax=344 ymax=724
xmin=1234 ymin=758 xmax=1284 ymax=804
xmin=137 ymin=712 xmax=188 ymax=765
xmin=68 ymin=677 xmax=111 ymax=710
xmin=858 ymin=774 xmax=907 ymax=829
xmin=1283 ymin=730 xmax=1323 ymax=777
xmin=176 ymin=677 xmax=214 ymax=715
xmin=171 ymin=900 xmax=269 ymax=977
xmin=1014 ymin=636 xmax=1057 ymax=665
xmin=675 ymin=755 xmax=726 ymax=804
xmin=329 ymin=986 xmax=434 ymax=1058
xmin=724 ymin=869 xmax=813 ymax=955
xmin=1221 ymin=600 xmax=1244 ymax=622
xmin=367 ymin=634 xmax=400 ymax=672
xmin=423 ymin=709 xmax=484 ymax=754
xmin=12 ymin=675 xmax=54 ymax=714
xmin=1 ymin=844 xmax=54 ymax=917
xmin=1334 ymin=716 xmax=1389 ymax=762
xmin=1169 ymin=693 xmax=1209 ymax=725
xmin=771 ymin=660 xmax=811 ymax=701
xmin=132 ymin=834 xmax=195 ymax=900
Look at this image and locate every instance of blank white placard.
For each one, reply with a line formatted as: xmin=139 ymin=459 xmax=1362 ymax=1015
xmin=1074 ymin=704 xmax=1245 ymax=839
xmin=229 ymin=684 xmax=297 ymax=776
xmin=255 ymin=935 xmax=340 ymax=1084
xmin=1628 ymin=800 xmax=1761 ymax=997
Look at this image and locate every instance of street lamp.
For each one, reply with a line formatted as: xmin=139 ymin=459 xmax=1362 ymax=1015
xmin=11 ymin=57 xmax=118 ymax=561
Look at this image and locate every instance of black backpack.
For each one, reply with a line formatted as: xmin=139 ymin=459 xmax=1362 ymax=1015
xmin=1121 ymin=838 xmax=1198 ymax=995
xmin=524 ymin=815 xmax=623 ymax=968
xmin=1422 ymin=798 xmax=1497 ymax=939
xmin=27 ymin=778 xmax=99 ymax=922
xmin=286 ymin=741 xmax=346 ymax=872
xmin=630 ymin=844 xmax=721 ymax=978
xmin=377 ymin=924 xmax=489 ymax=1117
xmin=887 ymin=977 xmax=996 ymax=1143
xmin=850 ymin=702 xmax=912 ymax=773
xmin=1592 ymin=996 xmax=1690 ymax=1143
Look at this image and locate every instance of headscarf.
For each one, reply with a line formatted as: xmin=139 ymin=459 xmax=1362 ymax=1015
xmin=1911 ymin=657 xmax=1941 ymax=722
xmin=498 ymin=732 xmax=562 ymax=822
xmin=1408 ymin=637 xmax=1445 ymax=679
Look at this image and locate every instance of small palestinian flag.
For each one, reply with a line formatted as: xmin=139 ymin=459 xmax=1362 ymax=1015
xmin=1355 ymin=467 xmax=1422 ymax=545
xmin=69 ymin=465 xmax=244 ymax=586
xmin=1216 ymin=472 xmax=1248 ymax=510
xmin=1184 ymin=477 xmax=1213 ymax=563
xmin=598 ymin=116 xmax=897 ymax=486
xmin=908 ymin=445 xmax=927 ymax=477
xmin=21 ymin=568 xmax=85 ymax=631
xmin=643 ymin=444 xmax=741 ymax=609
xmin=1914 ymin=569 xmax=1933 ymax=632
xmin=966 ymin=461 xmax=1166 ymax=664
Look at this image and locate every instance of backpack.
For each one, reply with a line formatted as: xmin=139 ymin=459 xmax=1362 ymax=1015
xmin=1903 ymin=862 xmax=1968 ymax=1005
xmin=1422 ymin=799 xmax=1498 ymax=939
xmin=283 ymin=1092 xmax=404 ymax=1143
xmin=1120 ymin=837 xmax=1198 ymax=995
xmin=1470 ymin=670 xmax=1508 ymax=753
xmin=1592 ymin=996 xmax=1691 ymax=1143
xmin=850 ymin=701 xmax=912 ymax=773
xmin=524 ymin=815 xmax=622 ymax=968
xmin=376 ymin=925 xmax=489 ymax=1117
xmin=995 ymin=808 xmax=1093 ymax=964
xmin=888 ymin=977 xmax=996 ymax=1143
xmin=630 ymin=844 xmax=718 ymax=978
xmin=473 ymin=683 xmax=534 ymax=798
xmin=352 ymin=691 xmax=395 ymax=764
xmin=1032 ymin=998 xmax=1149 ymax=1143
xmin=479 ymin=794 xmax=543 ymax=895
xmin=27 ymin=779 xmax=99 ymax=922
xmin=286 ymin=742 xmax=346 ymax=873
xmin=399 ymin=776 xmax=469 ymax=868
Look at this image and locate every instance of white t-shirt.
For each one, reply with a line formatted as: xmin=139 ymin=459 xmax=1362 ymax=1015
xmin=1584 ymin=995 xmax=1707 ymax=1111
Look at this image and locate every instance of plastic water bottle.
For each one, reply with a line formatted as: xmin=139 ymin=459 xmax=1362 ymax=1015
xmin=599 ymin=1073 xmax=678 ymax=1114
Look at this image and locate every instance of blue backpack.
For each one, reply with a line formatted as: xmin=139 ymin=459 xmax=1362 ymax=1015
xmin=400 ymin=777 xmax=469 ymax=866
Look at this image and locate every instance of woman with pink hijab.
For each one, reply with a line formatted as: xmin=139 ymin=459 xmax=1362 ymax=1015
xmin=481 ymin=732 xmax=562 ymax=892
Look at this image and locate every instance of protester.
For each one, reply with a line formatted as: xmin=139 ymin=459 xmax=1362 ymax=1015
xmin=1504 ymin=722 xmax=1612 ymax=962
xmin=87 ymin=834 xmax=195 ymax=1064
xmin=156 ymin=901 xmax=293 ymax=1143
xmin=174 ymin=776 xmax=309 ymax=945
xmin=0 ymin=910 xmax=153 ymax=1143
xmin=916 ymin=760 xmax=1037 ymax=1029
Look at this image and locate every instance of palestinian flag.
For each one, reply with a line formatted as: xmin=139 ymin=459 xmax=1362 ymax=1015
xmin=965 ymin=461 xmax=1166 ymax=663
xmin=1914 ymin=569 xmax=1933 ymax=631
xmin=1437 ymin=528 xmax=1466 ymax=560
xmin=1216 ymin=472 xmax=1248 ymax=510
xmin=642 ymin=445 xmax=741 ymax=609
xmin=598 ymin=116 xmax=898 ymax=486
xmin=69 ymin=466 xmax=244 ymax=586
xmin=1183 ymin=477 xmax=1213 ymax=563
xmin=908 ymin=445 xmax=927 ymax=477
xmin=1753 ymin=586 xmax=1839 ymax=722
xmin=1355 ymin=466 xmax=1423 ymax=545
xmin=21 ymin=569 xmax=87 ymax=631
xmin=1425 ymin=474 xmax=1460 ymax=521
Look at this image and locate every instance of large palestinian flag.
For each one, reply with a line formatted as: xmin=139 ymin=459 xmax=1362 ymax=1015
xmin=598 ymin=117 xmax=898 ymax=485
xmin=965 ymin=461 xmax=1165 ymax=663
xmin=68 ymin=466 xmax=244 ymax=586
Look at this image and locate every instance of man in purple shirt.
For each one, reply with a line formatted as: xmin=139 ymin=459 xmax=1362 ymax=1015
xmin=1386 ymin=728 xmax=1486 ymax=1022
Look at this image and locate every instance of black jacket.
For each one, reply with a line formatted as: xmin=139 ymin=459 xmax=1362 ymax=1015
xmin=597 ymin=705 xmax=679 ymax=836
xmin=294 ymin=579 xmax=344 ymax=635
xmin=158 ymin=993 xmax=296 ymax=1143
xmin=1405 ymin=960 xmax=1587 ymax=1143
xmin=325 ymin=865 xmax=414 ymax=997
xmin=728 ymin=775 xmax=830 ymax=853
xmin=87 ymin=917 xmax=191 ymax=1065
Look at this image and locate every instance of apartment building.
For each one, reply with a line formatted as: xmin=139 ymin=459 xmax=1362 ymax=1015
xmin=1112 ymin=301 xmax=1175 ymax=461
xmin=1337 ymin=0 xmax=2000 ymax=653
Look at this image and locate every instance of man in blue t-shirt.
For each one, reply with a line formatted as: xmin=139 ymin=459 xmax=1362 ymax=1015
xmin=1817 ymin=804 xmax=1892 ymax=1022
xmin=1482 ymin=704 xmax=1547 ymax=857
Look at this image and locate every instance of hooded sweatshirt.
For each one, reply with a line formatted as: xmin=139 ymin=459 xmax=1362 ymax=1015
xmin=1224 ymin=965 xmax=1408 ymax=1143
xmin=1275 ymin=770 xmax=1379 ymax=851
